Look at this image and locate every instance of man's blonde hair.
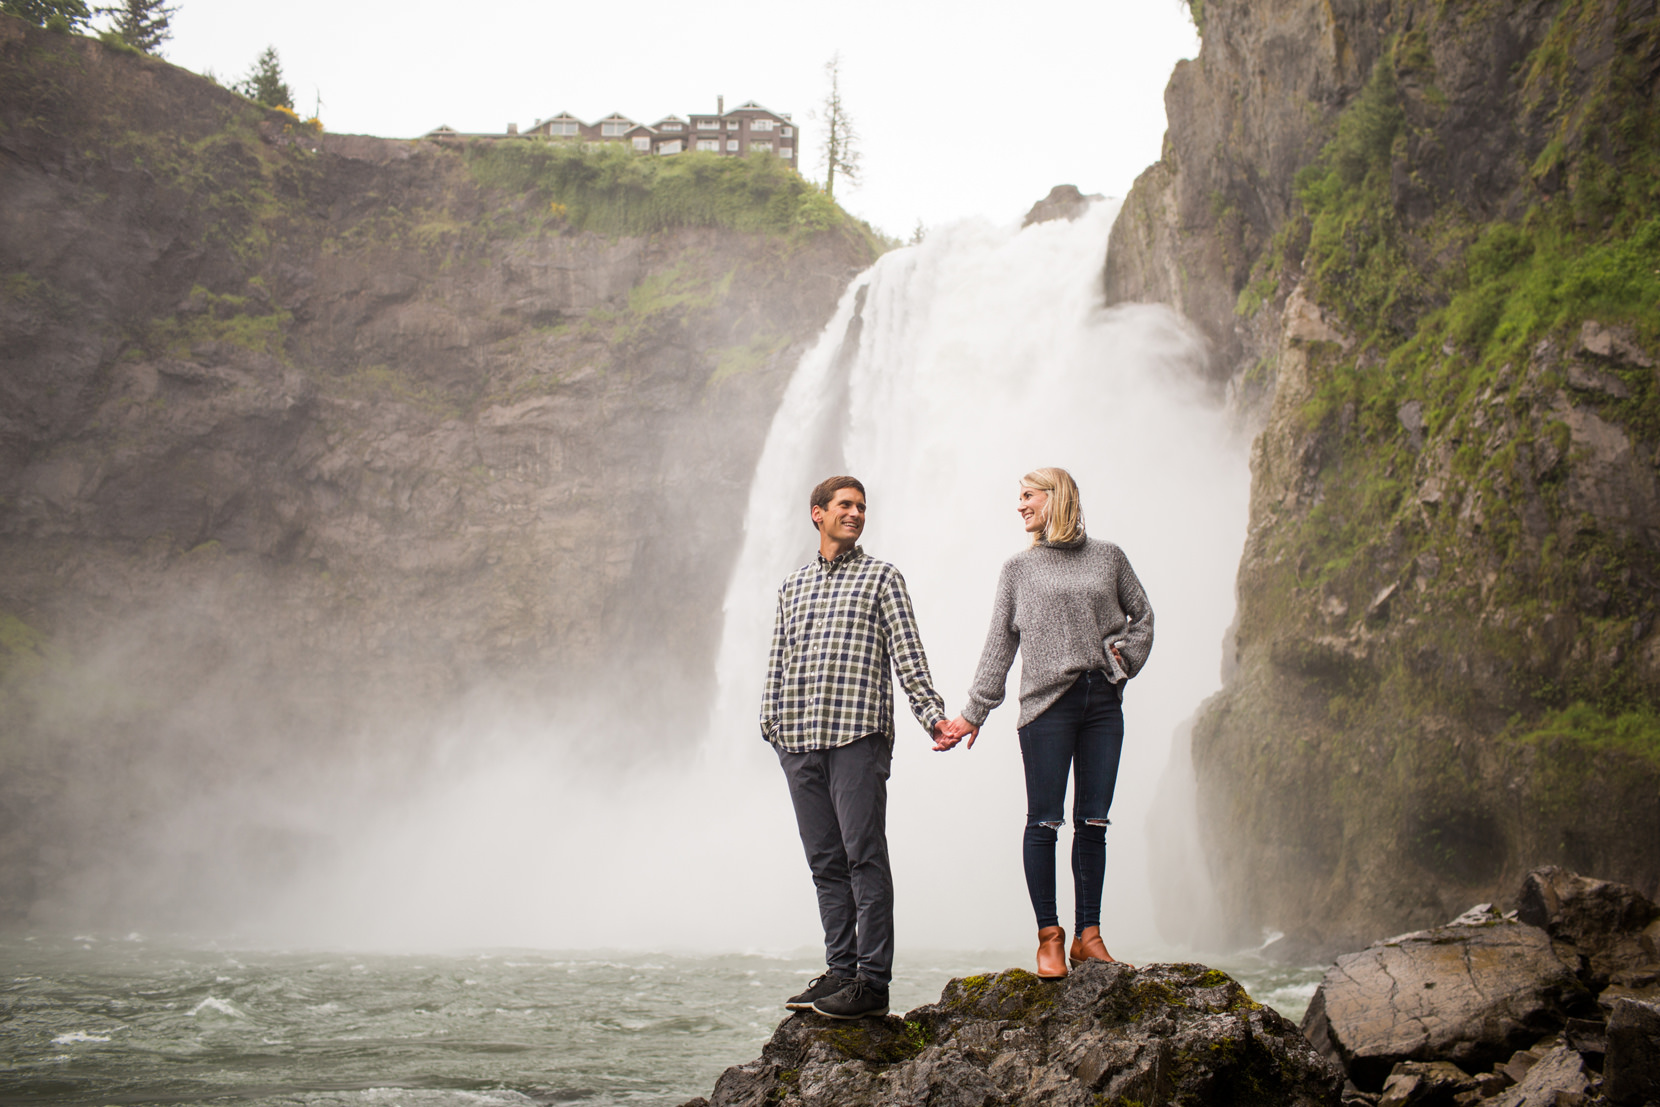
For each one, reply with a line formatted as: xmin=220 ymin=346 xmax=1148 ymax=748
xmin=1022 ymin=467 xmax=1084 ymax=545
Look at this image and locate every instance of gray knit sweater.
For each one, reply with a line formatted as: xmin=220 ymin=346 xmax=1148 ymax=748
xmin=961 ymin=535 xmax=1154 ymax=729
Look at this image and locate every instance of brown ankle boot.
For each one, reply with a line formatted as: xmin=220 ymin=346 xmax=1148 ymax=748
xmin=1068 ymin=925 xmax=1132 ymax=968
xmin=1036 ymin=926 xmax=1068 ymax=979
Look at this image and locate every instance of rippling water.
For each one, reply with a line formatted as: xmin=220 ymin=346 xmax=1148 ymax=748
xmin=1 ymin=937 xmax=1324 ymax=1107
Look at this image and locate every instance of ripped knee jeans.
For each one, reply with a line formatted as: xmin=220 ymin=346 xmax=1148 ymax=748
xmin=1017 ymin=669 xmax=1125 ymax=932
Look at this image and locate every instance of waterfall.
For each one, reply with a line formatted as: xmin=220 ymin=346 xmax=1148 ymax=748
xmin=268 ymin=202 xmax=1250 ymax=954
xmin=704 ymin=201 xmax=1250 ymax=953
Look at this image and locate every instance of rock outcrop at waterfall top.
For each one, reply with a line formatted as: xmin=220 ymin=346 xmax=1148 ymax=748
xmin=961 ymin=534 xmax=1154 ymax=729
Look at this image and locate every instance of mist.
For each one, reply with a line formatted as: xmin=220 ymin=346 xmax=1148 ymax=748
xmin=97 ymin=201 xmax=1251 ymax=954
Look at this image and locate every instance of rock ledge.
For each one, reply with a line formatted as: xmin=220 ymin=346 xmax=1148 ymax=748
xmin=685 ymin=961 xmax=1342 ymax=1107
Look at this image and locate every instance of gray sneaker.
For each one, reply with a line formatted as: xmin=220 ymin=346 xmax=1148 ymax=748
xmin=785 ymin=972 xmax=852 ymax=1011
xmin=811 ymin=978 xmax=889 ymax=1020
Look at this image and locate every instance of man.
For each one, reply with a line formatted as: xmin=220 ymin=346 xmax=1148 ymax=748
xmin=762 ymin=475 xmax=955 ymax=1020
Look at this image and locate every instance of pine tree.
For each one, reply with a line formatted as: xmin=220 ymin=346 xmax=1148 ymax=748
xmin=104 ymin=0 xmax=176 ymax=54
xmin=1 ymin=0 xmax=92 ymax=31
xmin=816 ymin=52 xmax=861 ymax=200
xmin=236 ymin=45 xmax=293 ymax=110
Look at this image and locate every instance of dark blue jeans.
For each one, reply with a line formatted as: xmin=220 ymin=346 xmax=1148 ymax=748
xmin=1017 ymin=670 xmax=1125 ymax=932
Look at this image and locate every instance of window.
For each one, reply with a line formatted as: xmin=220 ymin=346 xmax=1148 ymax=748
xmin=660 ymin=122 xmax=683 ymax=131
xmin=697 ymin=139 xmax=720 ymax=151
xmin=751 ymin=119 xmax=774 ymax=132
xmin=601 ymin=121 xmax=630 ymax=137
xmin=781 ymin=126 xmax=792 ymax=137
xmin=750 ymin=140 xmax=772 ymax=153
xmin=728 ymin=120 xmax=742 ymax=130
xmin=726 ymin=139 xmax=739 ymax=152
xmin=548 ymin=121 xmax=578 ymax=136
xmin=632 ymin=136 xmax=651 ymax=151
xmin=658 ymin=140 xmax=683 ymax=155
xmin=777 ymin=147 xmax=792 ymax=158
xmin=697 ymin=119 xmax=719 ymax=130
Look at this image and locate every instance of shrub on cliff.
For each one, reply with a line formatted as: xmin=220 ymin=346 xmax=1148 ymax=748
xmin=464 ymin=141 xmax=855 ymax=241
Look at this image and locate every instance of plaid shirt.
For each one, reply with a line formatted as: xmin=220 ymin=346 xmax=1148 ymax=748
xmin=762 ymin=545 xmax=947 ymax=752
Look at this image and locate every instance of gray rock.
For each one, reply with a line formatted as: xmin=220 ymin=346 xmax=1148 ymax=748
xmin=1577 ymin=320 xmax=1655 ymax=369
xmin=700 ymin=962 xmax=1343 ymax=1107
xmin=1301 ymin=919 xmax=1592 ymax=1089
xmin=1398 ymin=400 xmax=1427 ymax=449
xmin=1377 ymin=1060 xmax=1476 ymax=1107
xmin=1021 ymin=184 xmax=1103 ymax=227
xmin=1565 ymin=361 xmax=1632 ymax=398
xmin=1486 ymin=1044 xmax=1589 ymax=1107
xmin=1604 ymin=997 xmax=1660 ymax=1105
xmin=1515 ymin=866 xmax=1660 ymax=984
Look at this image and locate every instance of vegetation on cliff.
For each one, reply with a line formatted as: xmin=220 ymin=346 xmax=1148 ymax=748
xmin=1108 ymin=0 xmax=1660 ymax=948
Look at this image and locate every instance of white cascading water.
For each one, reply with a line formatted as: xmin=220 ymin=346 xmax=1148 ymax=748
xmin=271 ymin=201 xmax=1250 ymax=955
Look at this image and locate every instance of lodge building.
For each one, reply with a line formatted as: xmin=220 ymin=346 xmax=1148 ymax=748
xmin=424 ymin=97 xmax=798 ymax=166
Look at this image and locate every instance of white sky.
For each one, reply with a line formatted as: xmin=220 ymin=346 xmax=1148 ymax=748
xmin=160 ymin=1 xmax=1199 ymax=237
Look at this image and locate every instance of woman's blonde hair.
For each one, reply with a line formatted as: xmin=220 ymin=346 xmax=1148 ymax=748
xmin=1022 ymin=467 xmax=1085 ymax=545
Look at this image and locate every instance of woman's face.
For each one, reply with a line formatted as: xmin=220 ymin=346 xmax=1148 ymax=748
xmin=1018 ymin=485 xmax=1050 ymax=534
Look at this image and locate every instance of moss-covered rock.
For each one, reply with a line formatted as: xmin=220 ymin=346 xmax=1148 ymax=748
xmin=688 ymin=963 xmax=1341 ymax=1107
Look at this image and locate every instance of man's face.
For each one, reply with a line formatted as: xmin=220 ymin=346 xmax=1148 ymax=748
xmin=812 ymin=487 xmax=867 ymax=543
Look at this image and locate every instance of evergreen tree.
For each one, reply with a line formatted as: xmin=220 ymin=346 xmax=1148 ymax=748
xmin=816 ymin=52 xmax=861 ymax=199
xmin=1 ymin=0 xmax=92 ymax=31
xmin=104 ymin=0 xmax=176 ymax=53
xmin=236 ymin=45 xmax=293 ymax=109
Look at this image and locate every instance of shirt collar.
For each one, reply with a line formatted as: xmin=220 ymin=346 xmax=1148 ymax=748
xmin=817 ymin=544 xmax=865 ymax=570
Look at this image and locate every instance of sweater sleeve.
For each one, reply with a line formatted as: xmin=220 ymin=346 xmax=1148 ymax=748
xmin=1111 ymin=547 xmax=1154 ymax=678
xmin=878 ymin=567 xmax=947 ymax=734
xmin=962 ymin=561 xmax=1020 ymax=726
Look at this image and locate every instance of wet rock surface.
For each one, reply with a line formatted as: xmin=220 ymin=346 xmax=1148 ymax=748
xmin=1305 ymin=869 xmax=1660 ymax=1105
xmin=684 ymin=961 xmax=1342 ymax=1107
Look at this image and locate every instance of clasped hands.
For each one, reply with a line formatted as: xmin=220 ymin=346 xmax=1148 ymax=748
xmin=930 ymin=715 xmax=979 ymax=752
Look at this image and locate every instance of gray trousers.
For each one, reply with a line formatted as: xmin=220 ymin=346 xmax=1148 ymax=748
xmin=776 ymin=732 xmax=894 ymax=988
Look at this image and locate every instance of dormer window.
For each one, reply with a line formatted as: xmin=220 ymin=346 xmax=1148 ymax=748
xmin=697 ymin=119 xmax=719 ymax=130
xmin=751 ymin=119 xmax=774 ymax=132
xmin=660 ymin=122 xmax=683 ymax=131
xmin=548 ymin=121 xmax=579 ymax=136
xmin=601 ymin=120 xmax=631 ymax=137
xmin=781 ymin=126 xmax=792 ymax=137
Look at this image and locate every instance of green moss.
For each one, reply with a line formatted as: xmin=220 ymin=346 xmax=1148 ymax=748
xmin=145 ymin=285 xmax=291 ymax=359
xmin=820 ymin=1018 xmax=929 ymax=1064
xmin=711 ymin=333 xmax=789 ymax=383
xmin=1512 ymin=702 xmax=1660 ymax=765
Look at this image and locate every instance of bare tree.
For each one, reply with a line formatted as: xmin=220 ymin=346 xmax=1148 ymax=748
xmin=816 ymin=52 xmax=861 ymax=199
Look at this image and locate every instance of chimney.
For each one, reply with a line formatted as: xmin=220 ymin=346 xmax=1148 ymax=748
xmin=717 ymin=94 xmax=724 ymax=115
xmin=507 ymin=122 xmax=518 ymax=135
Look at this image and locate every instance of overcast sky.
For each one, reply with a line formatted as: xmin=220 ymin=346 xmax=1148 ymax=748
xmin=161 ymin=1 xmax=1200 ymax=237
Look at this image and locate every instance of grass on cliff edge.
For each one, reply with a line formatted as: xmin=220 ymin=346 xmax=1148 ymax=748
xmin=463 ymin=141 xmax=872 ymax=243
xmin=1513 ymin=702 xmax=1660 ymax=765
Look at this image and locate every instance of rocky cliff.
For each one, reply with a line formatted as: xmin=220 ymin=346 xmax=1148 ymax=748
xmin=1108 ymin=0 xmax=1660 ymax=952
xmin=0 ymin=17 xmax=875 ymax=923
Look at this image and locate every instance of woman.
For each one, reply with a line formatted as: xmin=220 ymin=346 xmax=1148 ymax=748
xmin=943 ymin=467 xmax=1153 ymax=979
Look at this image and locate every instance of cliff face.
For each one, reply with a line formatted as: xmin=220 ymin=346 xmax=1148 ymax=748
xmin=1109 ymin=0 xmax=1660 ymax=952
xmin=0 ymin=19 xmax=873 ymax=922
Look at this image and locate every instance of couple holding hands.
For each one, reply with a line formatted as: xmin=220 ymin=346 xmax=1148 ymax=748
xmin=761 ymin=468 xmax=1154 ymax=1020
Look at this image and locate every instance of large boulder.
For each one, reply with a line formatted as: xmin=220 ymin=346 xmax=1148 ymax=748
xmin=1516 ymin=867 xmax=1660 ymax=986
xmin=689 ymin=962 xmax=1343 ymax=1107
xmin=1301 ymin=912 xmax=1593 ymax=1089
xmin=1604 ymin=998 xmax=1660 ymax=1106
